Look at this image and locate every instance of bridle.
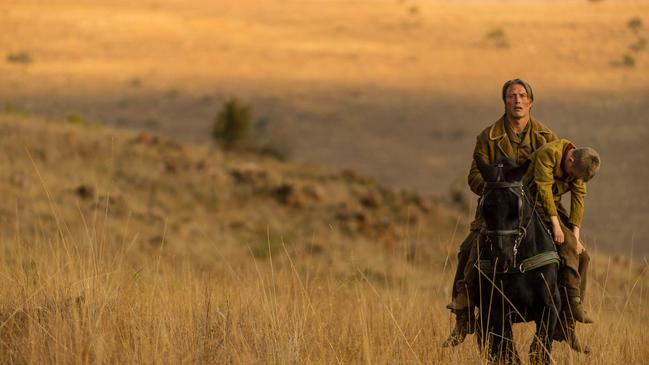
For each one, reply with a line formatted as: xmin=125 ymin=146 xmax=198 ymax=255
xmin=480 ymin=173 xmax=535 ymax=269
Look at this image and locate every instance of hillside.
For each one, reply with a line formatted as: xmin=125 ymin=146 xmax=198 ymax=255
xmin=0 ymin=113 xmax=461 ymax=268
xmin=1 ymin=0 xmax=648 ymax=256
xmin=0 ymin=114 xmax=647 ymax=363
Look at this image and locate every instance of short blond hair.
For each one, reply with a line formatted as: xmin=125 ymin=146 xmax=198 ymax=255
xmin=572 ymin=147 xmax=600 ymax=182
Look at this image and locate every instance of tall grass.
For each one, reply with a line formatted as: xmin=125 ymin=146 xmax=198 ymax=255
xmin=0 ymin=117 xmax=646 ymax=363
xmin=1 ymin=209 xmax=647 ymax=364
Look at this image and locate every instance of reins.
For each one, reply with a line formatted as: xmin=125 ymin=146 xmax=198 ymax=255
xmin=480 ymin=165 xmax=556 ymax=273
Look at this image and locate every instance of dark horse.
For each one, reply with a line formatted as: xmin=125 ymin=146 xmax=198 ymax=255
xmin=473 ymin=155 xmax=561 ymax=365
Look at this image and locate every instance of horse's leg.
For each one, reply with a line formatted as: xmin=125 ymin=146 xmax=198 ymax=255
xmin=476 ymin=308 xmax=498 ymax=363
xmin=530 ymin=307 xmax=557 ymax=365
xmin=541 ymin=306 xmax=558 ymax=364
xmin=530 ymin=319 xmax=544 ymax=365
xmin=476 ymin=287 xmax=494 ymax=361
xmin=488 ymin=310 xmax=508 ymax=364
xmin=489 ymin=327 xmax=502 ymax=364
xmin=503 ymin=319 xmax=521 ymax=365
xmin=476 ymin=308 xmax=499 ymax=364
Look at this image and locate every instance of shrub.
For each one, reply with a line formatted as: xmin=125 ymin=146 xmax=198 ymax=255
xmin=628 ymin=17 xmax=643 ymax=34
xmin=6 ymin=51 xmax=32 ymax=64
xmin=2 ymin=103 xmax=30 ymax=117
xmin=67 ymin=113 xmax=87 ymax=125
xmin=486 ymin=28 xmax=509 ymax=48
xmin=622 ymin=53 xmax=636 ymax=68
xmin=213 ymin=98 xmax=251 ymax=150
xmin=66 ymin=113 xmax=100 ymax=127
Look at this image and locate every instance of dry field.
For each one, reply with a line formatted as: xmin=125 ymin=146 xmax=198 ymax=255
xmin=1 ymin=0 xmax=649 ymax=362
xmin=1 ymin=0 xmax=649 ymax=256
xmin=0 ymin=115 xmax=647 ymax=364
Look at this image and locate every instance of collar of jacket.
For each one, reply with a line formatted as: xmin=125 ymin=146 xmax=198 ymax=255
xmin=488 ymin=115 xmax=552 ymax=158
xmin=559 ymin=142 xmax=576 ymax=181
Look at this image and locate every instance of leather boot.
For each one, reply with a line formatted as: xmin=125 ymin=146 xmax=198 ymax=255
xmin=567 ymin=296 xmax=594 ymax=324
xmin=442 ymin=308 xmax=472 ymax=347
xmin=564 ymin=316 xmax=592 ymax=354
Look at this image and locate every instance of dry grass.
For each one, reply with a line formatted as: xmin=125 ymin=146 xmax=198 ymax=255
xmin=1 ymin=1 xmax=648 ymax=359
xmin=1 ymin=0 xmax=648 ymax=256
xmin=0 ymin=115 xmax=647 ymax=364
xmin=0 ymin=210 xmax=647 ymax=364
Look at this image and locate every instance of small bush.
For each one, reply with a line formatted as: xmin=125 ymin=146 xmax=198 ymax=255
xmin=622 ymin=53 xmax=636 ymax=68
xmin=213 ymin=98 xmax=251 ymax=150
xmin=486 ymin=28 xmax=509 ymax=48
xmin=6 ymin=51 xmax=32 ymax=64
xmin=67 ymin=113 xmax=86 ymax=125
xmin=67 ymin=113 xmax=99 ymax=128
xmin=2 ymin=103 xmax=30 ymax=117
xmin=628 ymin=17 xmax=643 ymax=34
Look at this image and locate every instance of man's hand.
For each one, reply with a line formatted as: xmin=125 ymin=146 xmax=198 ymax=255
xmin=550 ymin=216 xmax=564 ymax=244
xmin=572 ymin=226 xmax=586 ymax=254
xmin=572 ymin=225 xmax=580 ymax=241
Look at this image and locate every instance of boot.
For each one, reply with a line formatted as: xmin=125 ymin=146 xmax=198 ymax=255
xmin=560 ymin=265 xmax=594 ymax=324
xmin=445 ymin=297 xmax=462 ymax=312
xmin=564 ymin=316 xmax=592 ymax=354
xmin=442 ymin=308 xmax=473 ymax=347
xmin=567 ymin=296 xmax=594 ymax=324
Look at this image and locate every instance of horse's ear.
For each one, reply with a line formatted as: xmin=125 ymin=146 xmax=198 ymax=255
xmin=475 ymin=153 xmax=497 ymax=182
xmin=505 ymin=159 xmax=531 ymax=182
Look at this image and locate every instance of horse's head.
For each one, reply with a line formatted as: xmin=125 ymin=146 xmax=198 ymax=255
xmin=475 ymin=154 xmax=531 ymax=272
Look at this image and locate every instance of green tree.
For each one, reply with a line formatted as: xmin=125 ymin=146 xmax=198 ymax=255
xmin=213 ymin=98 xmax=251 ymax=150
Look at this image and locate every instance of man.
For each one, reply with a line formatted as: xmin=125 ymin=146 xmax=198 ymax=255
xmin=443 ymin=79 xmax=557 ymax=347
xmin=523 ymin=139 xmax=600 ymax=353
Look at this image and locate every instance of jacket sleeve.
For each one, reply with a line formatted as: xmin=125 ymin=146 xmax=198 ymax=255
xmin=568 ymin=179 xmax=587 ymax=227
xmin=468 ymin=135 xmax=489 ymax=195
xmin=533 ymin=148 xmax=560 ymax=218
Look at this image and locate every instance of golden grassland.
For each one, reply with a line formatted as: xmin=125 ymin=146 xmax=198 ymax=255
xmin=2 ymin=0 xmax=648 ymax=93
xmin=1 ymin=0 xmax=649 ymax=256
xmin=0 ymin=115 xmax=647 ymax=364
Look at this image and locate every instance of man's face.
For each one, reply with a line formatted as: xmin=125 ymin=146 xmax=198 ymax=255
xmin=504 ymin=83 xmax=533 ymax=120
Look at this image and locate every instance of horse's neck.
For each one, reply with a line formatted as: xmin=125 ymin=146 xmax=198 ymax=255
xmin=517 ymin=210 xmax=556 ymax=258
